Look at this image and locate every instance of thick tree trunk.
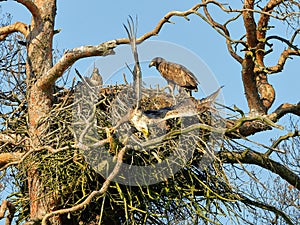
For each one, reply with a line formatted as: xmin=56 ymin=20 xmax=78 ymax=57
xmin=25 ymin=0 xmax=60 ymax=223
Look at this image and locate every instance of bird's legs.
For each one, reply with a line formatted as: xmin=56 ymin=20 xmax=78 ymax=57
xmin=167 ymin=82 xmax=177 ymax=104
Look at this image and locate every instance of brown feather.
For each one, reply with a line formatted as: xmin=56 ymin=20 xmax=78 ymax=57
xmin=149 ymin=57 xmax=199 ymax=92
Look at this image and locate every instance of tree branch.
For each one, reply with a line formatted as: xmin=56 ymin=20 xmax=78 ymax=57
xmin=256 ymin=0 xmax=283 ymax=65
xmin=0 ymin=22 xmax=29 ymax=41
xmin=0 ymin=153 xmax=23 ymax=169
xmin=115 ymin=3 xmax=203 ymax=45
xmin=268 ymin=102 xmax=300 ymax=122
xmin=264 ymin=130 xmax=299 ymax=157
xmin=240 ymin=195 xmax=293 ymax=225
xmin=201 ymin=0 xmax=243 ymax=63
xmin=218 ymin=149 xmax=300 ymax=190
xmin=15 ymin=0 xmax=40 ymax=19
xmin=265 ymin=49 xmax=300 ymax=74
xmin=266 ymin=35 xmax=299 ymax=50
xmin=115 ymin=1 xmax=278 ymax=46
xmin=225 ymin=102 xmax=300 ymax=137
xmin=37 ymin=41 xmax=116 ymax=90
xmin=243 ymin=0 xmax=257 ymax=48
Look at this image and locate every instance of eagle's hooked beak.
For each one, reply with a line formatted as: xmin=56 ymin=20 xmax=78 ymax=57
xmin=148 ymin=61 xmax=155 ymax=68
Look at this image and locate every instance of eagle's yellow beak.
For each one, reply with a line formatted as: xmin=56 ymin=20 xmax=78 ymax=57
xmin=149 ymin=61 xmax=154 ymax=68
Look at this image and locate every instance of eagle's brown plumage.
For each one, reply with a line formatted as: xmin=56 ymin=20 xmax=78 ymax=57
xmin=149 ymin=57 xmax=199 ymax=96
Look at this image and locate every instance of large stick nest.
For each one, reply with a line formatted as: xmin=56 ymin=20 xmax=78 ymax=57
xmin=5 ymin=82 xmax=236 ymax=224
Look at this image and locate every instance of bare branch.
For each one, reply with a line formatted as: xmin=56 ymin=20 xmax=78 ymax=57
xmin=243 ymin=0 xmax=257 ymax=48
xmin=0 ymin=153 xmax=23 ymax=168
xmin=41 ymin=145 xmax=127 ymax=225
xmin=268 ymin=102 xmax=300 ymax=122
xmin=256 ymin=0 xmax=284 ymax=63
xmin=201 ymin=0 xmax=243 ymax=63
xmin=266 ymin=35 xmax=298 ymax=50
xmin=264 ymin=130 xmax=300 ymax=157
xmin=0 ymin=22 xmax=29 ymax=41
xmin=290 ymin=28 xmax=300 ymax=44
xmin=265 ymin=49 xmax=300 ymax=74
xmin=218 ymin=149 xmax=300 ymax=190
xmin=15 ymin=0 xmax=40 ymax=19
xmin=37 ymin=41 xmax=116 ymax=90
xmin=240 ymin=195 xmax=294 ymax=225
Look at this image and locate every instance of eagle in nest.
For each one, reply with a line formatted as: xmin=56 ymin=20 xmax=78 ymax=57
xmin=149 ymin=57 xmax=199 ymax=97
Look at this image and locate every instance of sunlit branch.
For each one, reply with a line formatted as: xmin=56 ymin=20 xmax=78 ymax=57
xmin=290 ymin=28 xmax=300 ymax=44
xmin=0 ymin=22 xmax=29 ymax=41
xmin=37 ymin=41 xmax=116 ymax=89
xmin=264 ymin=49 xmax=300 ymax=74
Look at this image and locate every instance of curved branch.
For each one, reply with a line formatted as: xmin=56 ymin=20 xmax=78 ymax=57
xmin=218 ymin=149 xmax=300 ymax=190
xmin=240 ymin=195 xmax=293 ymax=225
xmin=15 ymin=0 xmax=40 ymax=19
xmin=265 ymin=49 xmax=300 ymax=74
xmin=264 ymin=130 xmax=299 ymax=157
xmin=115 ymin=3 xmax=202 ymax=45
xmin=201 ymin=0 xmax=243 ymax=63
xmin=225 ymin=102 xmax=300 ymax=137
xmin=268 ymin=102 xmax=300 ymax=122
xmin=290 ymin=28 xmax=300 ymax=44
xmin=37 ymin=41 xmax=116 ymax=90
xmin=266 ymin=35 xmax=298 ymax=50
xmin=0 ymin=22 xmax=29 ymax=41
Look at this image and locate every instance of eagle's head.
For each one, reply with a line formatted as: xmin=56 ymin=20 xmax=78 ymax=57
xmin=149 ymin=57 xmax=164 ymax=68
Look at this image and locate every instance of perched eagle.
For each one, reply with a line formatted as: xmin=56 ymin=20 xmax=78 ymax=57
xmin=149 ymin=57 xmax=199 ymax=96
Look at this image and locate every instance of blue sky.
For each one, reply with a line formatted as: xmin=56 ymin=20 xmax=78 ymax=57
xmin=2 ymin=0 xmax=299 ymax=112
xmin=0 ymin=1 xmax=299 ymax=224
